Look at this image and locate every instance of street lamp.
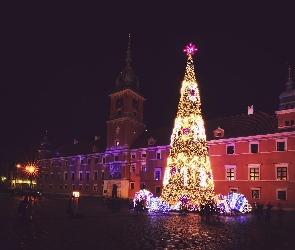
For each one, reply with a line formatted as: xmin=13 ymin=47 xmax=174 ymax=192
xmin=24 ymin=164 xmax=38 ymax=193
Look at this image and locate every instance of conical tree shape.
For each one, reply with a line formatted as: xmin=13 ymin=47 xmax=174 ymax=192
xmin=161 ymin=43 xmax=215 ymax=209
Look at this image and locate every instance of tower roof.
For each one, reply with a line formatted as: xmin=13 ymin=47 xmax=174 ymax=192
xmin=39 ymin=130 xmax=51 ymax=151
xmin=115 ymin=34 xmax=140 ymax=93
xmin=279 ymin=66 xmax=295 ymax=110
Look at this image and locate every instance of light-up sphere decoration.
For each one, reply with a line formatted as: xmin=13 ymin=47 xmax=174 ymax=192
xmin=133 ymin=189 xmax=154 ymax=210
xmin=216 ymin=192 xmax=252 ymax=214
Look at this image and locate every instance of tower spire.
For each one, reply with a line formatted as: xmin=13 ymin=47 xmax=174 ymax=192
xmin=126 ymin=34 xmax=132 ymax=68
xmin=115 ymin=34 xmax=139 ymax=91
xmin=286 ymin=65 xmax=293 ymax=91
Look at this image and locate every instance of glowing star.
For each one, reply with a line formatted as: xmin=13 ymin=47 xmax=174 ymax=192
xmin=183 ymin=43 xmax=198 ymax=55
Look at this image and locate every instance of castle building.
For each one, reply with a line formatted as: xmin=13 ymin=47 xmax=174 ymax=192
xmin=38 ymin=39 xmax=295 ymax=210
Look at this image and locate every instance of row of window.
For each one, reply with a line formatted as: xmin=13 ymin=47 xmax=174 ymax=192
xmin=224 ymin=140 xmax=287 ymax=155
xmin=45 ymin=152 xmax=162 ymax=168
xmin=47 ymin=183 xmax=102 ymax=191
xmin=230 ymin=188 xmax=288 ymax=201
xmin=44 ymin=168 xmax=163 ymax=181
xmin=225 ymin=165 xmax=288 ymax=181
xmin=129 ymin=182 xmax=161 ymax=194
xmin=44 ymin=171 xmax=103 ymax=181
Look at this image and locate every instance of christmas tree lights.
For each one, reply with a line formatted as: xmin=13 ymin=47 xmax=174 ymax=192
xmin=161 ymin=43 xmax=215 ymax=209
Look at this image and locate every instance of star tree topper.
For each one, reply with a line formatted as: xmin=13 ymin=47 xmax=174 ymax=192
xmin=183 ymin=43 xmax=198 ymax=55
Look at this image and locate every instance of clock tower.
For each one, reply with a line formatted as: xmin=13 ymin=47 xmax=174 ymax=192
xmin=106 ymin=35 xmax=146 ymax=149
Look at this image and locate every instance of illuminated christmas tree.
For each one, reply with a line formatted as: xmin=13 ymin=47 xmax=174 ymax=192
xmin=161 ymin=43 xmax=215 ymax=210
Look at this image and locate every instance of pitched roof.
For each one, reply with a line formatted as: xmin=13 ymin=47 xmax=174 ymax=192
xmin=205 ymin=111 xmax=278 ymax=140
xmin=131 ymin=127 xmax=173 ymax=149
xmin=130 ymin=111 xmax=278 ymax=148
xmin=43 ymin=138 xmax=106 ymax=159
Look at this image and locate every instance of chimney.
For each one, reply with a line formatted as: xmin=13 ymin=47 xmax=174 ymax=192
xmin=248 ymin=105 xmax=254 ymax=115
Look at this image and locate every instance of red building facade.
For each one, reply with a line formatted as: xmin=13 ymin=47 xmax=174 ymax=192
xmin=38 ymin=40 xmax=295 ymax=210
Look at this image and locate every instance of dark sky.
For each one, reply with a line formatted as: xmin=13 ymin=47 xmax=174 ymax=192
xmin=2 ymin=1 xmax=295 ymax=163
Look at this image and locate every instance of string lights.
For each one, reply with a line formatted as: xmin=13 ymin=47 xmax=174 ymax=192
xmin=160 ymin=43 xmax=215 ymax=209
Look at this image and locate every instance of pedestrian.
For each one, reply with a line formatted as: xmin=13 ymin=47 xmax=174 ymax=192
xmin=265 ymin=201 xmax=272 ymax=222
xmin=65 ymin=201 xmax=74 ymax=218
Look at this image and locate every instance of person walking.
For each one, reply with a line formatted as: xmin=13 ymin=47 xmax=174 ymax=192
xmin=265 ymin=201 xmax=273 ymax=222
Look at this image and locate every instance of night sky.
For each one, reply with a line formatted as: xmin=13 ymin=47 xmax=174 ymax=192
xmin=3 ymin=1 xmax=295 ymax=163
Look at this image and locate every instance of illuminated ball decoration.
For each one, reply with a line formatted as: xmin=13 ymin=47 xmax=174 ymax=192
xmin=216 ymin=192 xmax=252 ymax=214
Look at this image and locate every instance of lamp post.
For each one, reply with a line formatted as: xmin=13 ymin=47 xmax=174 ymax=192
xmin=25 ymin=165 xmax=36 ymax=193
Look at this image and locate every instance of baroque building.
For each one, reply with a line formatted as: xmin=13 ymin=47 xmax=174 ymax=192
xmin=38 ymin=39 xmax=295 ymax=210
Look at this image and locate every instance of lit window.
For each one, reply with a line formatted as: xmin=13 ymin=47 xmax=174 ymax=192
xmin=276 ymin=167 xmax=287 ymax=180
xmin=249 ymin=166 xmax=260 ymax=180
xmin=225 ymin=166 xmax=235 ymax=180
xmin=141 ymin=164 xmax=147 ymax=172
xmin=154 ymin=168 xmax=161 ymax=180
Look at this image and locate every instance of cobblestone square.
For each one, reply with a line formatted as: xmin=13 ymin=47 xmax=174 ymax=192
xmin=0 ymin=193 xmax=294 ymax=250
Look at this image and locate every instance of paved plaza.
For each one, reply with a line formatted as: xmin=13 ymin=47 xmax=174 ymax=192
xmin=0 ymin=192 xmax=294 ymax=250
